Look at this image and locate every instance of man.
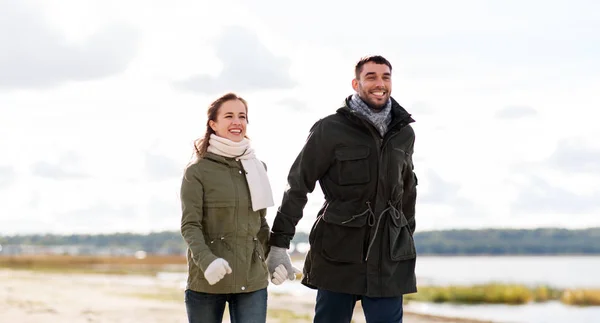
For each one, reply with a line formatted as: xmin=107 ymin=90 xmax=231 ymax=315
xmin=267 ymin=55 xmax=418 ymax=323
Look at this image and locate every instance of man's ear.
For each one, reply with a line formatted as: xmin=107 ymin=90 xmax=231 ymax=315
xmin=352 ymin=78 xmax=359 ymax=92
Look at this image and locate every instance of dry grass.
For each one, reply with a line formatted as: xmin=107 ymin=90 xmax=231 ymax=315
xmin=532 ymin=285 xmax=563 ymax=302
xmin=0 ymin=254 xmax=187 ymax=275
xmin=405 ymin=284 xmax=600 ymax=307
xmin=561 ymin=289 xmax=600 ymax=306
xmin=405 ymin=284 xmax=536 ymax=305
xmin=0 ymin=254 xmax=186 ymax=266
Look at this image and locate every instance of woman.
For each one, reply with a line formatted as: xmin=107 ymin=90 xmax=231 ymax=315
xmin=180 ymin=92 xmax=275 ymax=323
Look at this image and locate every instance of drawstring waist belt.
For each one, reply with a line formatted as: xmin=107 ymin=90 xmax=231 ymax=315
xmin=341 ymin=201 xmax=401 ymax=261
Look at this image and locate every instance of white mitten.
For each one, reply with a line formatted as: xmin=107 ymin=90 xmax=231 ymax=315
xmin=204 ymin=258 xmax=232 ymax=285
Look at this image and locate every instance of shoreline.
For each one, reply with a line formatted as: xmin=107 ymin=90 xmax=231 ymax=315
xmin=0 ymin=269 xmax=497 ymax=323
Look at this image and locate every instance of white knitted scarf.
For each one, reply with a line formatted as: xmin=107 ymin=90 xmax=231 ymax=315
xmin=206 ymin=134 xmax=274 ymax=211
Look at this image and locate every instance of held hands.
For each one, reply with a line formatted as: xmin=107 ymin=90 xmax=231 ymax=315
xmin=266 ymin=246 xmax=302 ymax=285
xmin=271 ymin=264 xmax=301 ymax=285
xmin=204 ymin=258 xmax=232 ymax=285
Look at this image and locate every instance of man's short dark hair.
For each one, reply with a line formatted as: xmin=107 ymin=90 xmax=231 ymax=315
xmin=355 ymin=55 xmax=392 ymax=79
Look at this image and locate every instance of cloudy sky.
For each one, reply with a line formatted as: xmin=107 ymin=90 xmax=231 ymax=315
xmin=1 ymin=0 xmax=599 ymax=235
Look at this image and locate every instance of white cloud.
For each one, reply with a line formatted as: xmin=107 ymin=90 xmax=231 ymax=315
xmin=0 ymin=0 xmax=139 ymax=90
xmin=173 ymin=25 xmax=296 ymax=94
xmin=31 ymin=151 xmax=88 ymax=179
xmin=512 ymin=175 xmax=599 ymax=214
xmin=0 ymin=0 xmax=599 ymax=234
xmin=144 ymin=151 xmax=182 ymax=181
xmin=546 ymin=139 xmax=600 ymax=173
xmin=0 ymin=165 xmax=15 ymax=190
xmin=495 ymin=106 xmax=538 ymax=119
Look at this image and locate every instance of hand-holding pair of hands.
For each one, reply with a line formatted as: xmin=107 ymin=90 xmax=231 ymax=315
xmin=267 ymin=246 xmax=302 ymax=285
xmin=203 ymin=246 xmax=300 ymax=286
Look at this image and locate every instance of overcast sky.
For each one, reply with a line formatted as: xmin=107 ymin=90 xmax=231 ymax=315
xmin=1 ymin=0 xmax=598 ymax=235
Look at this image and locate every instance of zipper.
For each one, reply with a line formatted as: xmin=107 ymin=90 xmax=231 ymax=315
xmin=252 ymin=237 xmax=263 ymax=263
xmin=358 ymin=118 xmax=382 ymax=261
xmin=351 ymin=109 xmax=409 ymax=294
xmin=231 ymin=165 xmax=239 ymax=286
xmin=377 ymin=127 xmax=404 ymax=294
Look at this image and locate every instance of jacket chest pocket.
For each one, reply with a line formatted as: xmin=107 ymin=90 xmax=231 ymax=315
xmin=202 ymin=173 xmax=237 ymax=235
xmin=333 ymin=146 xmax=371 ymax=186
xmin=203 ymin=167 xmax=237 ymax=201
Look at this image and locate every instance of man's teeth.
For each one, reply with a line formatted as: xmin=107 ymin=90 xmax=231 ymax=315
xmin=372 ymin=92 xmax=385 ymax=96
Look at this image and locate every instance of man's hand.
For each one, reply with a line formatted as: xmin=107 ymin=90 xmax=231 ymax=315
xmin=266 ymin=246 xmax=302 ymax=285
xmin=203 ymin=258 xmax=232 ymax=285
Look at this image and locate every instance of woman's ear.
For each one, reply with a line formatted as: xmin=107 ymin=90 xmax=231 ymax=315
xmin=208 ymin=120 xmax=216 ymax=132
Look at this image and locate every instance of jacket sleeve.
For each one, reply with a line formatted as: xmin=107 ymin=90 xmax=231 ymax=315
xmin=269 ymin=120 xmax=333 ymax=249
xmin=402 ymin=132 xmax=418 ymax=235
xmin=180 ymin=165 xmax=218 ymax=272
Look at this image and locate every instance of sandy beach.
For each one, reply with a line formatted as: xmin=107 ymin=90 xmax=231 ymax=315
xmin=0 ymin=269 xmax=494 ymax=323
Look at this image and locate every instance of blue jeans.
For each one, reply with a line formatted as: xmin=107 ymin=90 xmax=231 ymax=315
xmin=314 ymin=289 xmax=403 ymax=323
xmin=184 ymin=288 xmax=267 ymax=323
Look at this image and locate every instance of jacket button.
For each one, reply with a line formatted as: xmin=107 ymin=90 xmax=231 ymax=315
xmin=239 ymin=170 xmax=242 ymax=174
xmin=241 ymin=286 xmax=246 ymax=291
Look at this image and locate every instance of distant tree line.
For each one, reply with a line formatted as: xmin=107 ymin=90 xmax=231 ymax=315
xmin=1 ymin=228 xmax=598 ymax=255
xmin=413 ymin=228 xmax=600 ymax=255
xmin=0 ymin=231 xmax=186 ymax=255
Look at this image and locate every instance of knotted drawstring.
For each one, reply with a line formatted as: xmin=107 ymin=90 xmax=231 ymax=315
xmin=338 ymin=200 xmax=402 ymax=261
xmin=341 ymin=201 xmax=376 ymax=226
xmin=387 ymin=203 xmax=402 ymax=227
xmin=364 ymin=201 xmax=401 ymax=261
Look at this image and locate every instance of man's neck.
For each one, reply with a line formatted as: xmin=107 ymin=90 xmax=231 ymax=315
xmin=357 ymin=94 xmax=386 ymax=112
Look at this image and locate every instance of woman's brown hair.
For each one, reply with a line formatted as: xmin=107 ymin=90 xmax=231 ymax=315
xmin=190 ymin=92 xmax=249 ymax=163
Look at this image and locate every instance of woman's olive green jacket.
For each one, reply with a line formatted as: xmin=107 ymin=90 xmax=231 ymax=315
xmin=180 ymin=152 xmax=270 ymax=294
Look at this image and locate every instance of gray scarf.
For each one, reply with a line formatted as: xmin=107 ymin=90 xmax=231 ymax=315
xmin=348 ymin=93 xmax=392 ymax=137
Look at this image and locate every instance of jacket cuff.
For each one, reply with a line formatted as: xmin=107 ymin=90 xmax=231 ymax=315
xmin=198 ymin=253 xmax=218 ymax=272
xmin=268 ymin=233 xmax=291 ymax=249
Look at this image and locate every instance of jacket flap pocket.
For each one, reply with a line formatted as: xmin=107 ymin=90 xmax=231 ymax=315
xmin=388 ymin=213 xmax=416 ymax=261
xmin=204 ymin=199 xmax=235 ymax=208
xmin=335 ymin=146 xmax=370 ymax=161
xmin=390 ymin=209 xmax=409 ymax=228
